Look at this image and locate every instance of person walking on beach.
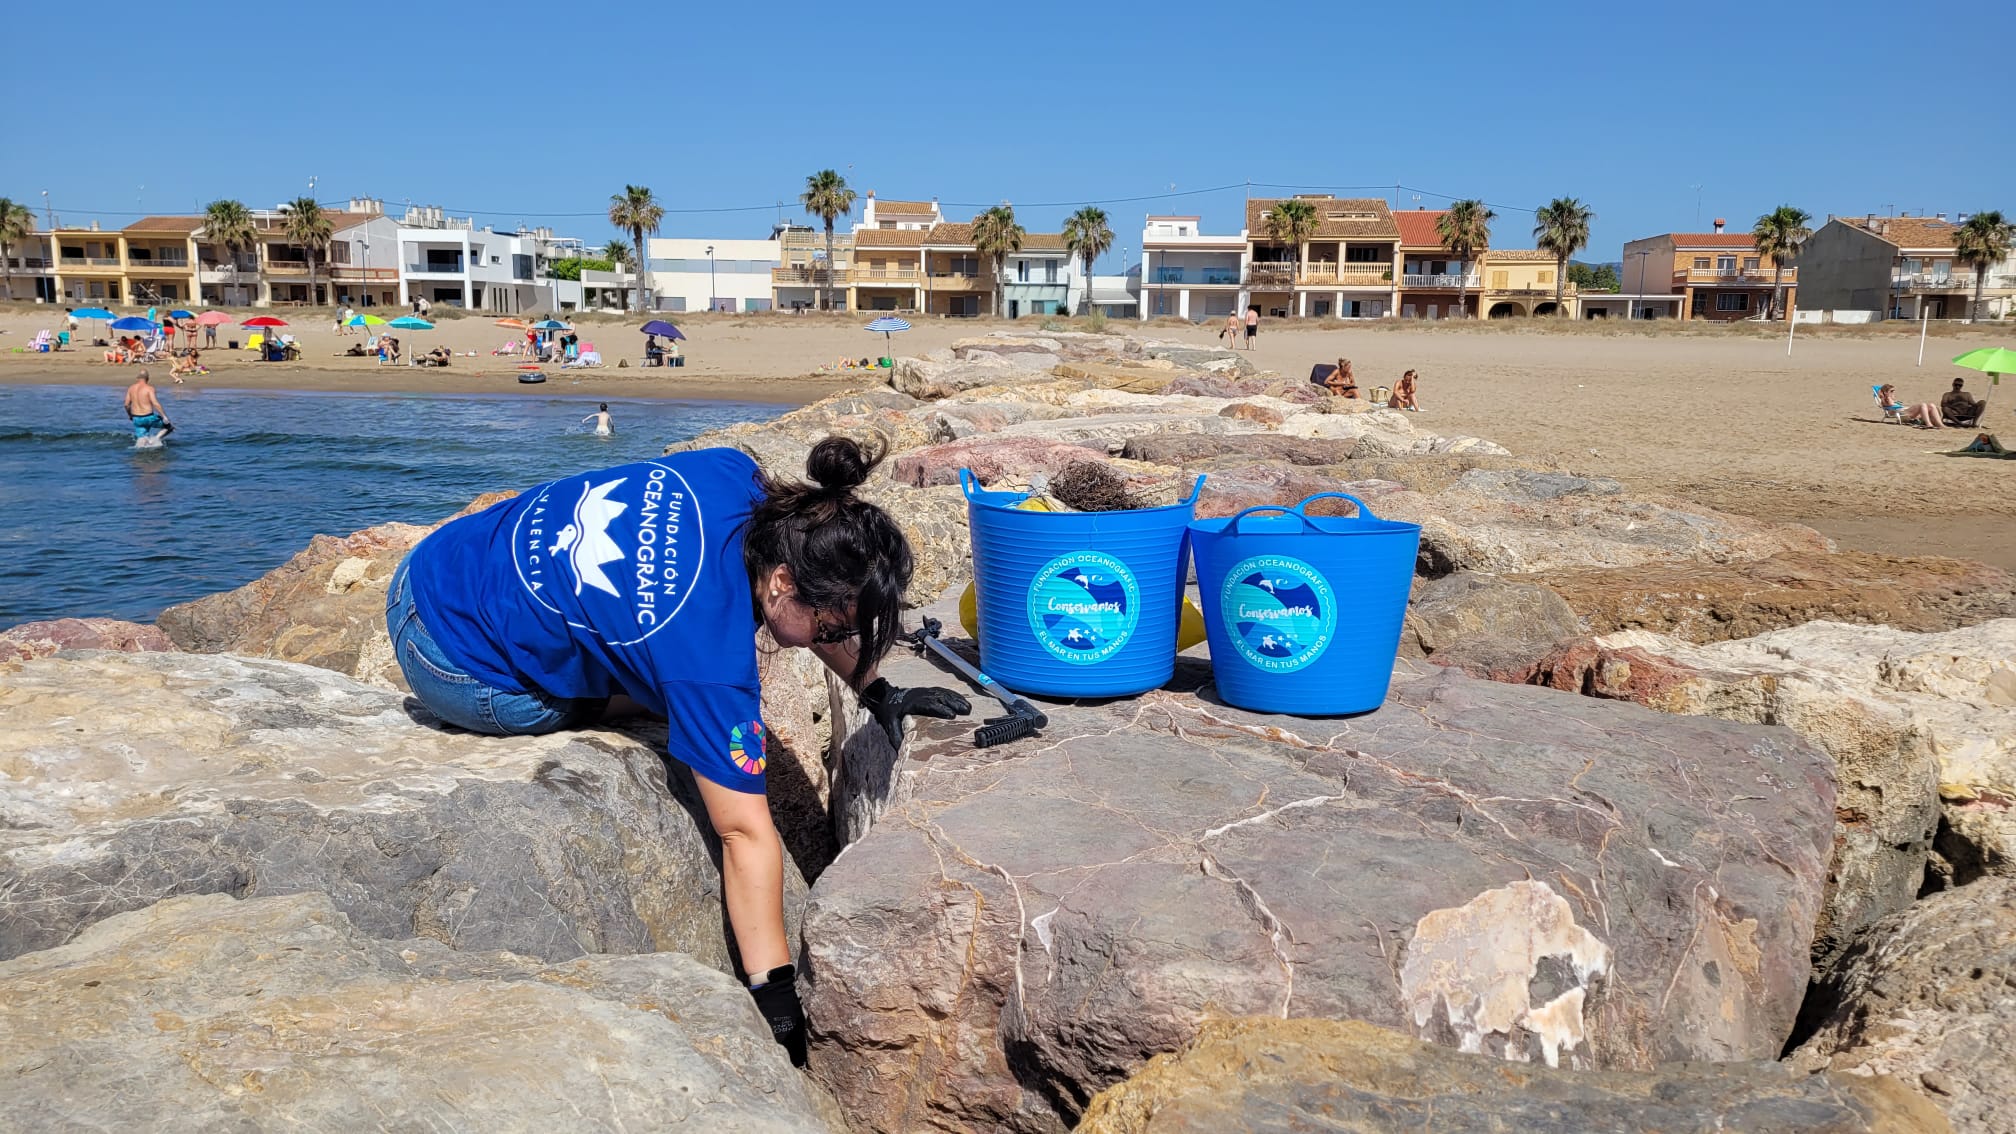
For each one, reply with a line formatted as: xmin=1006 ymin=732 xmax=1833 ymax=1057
xmin=122 ymin=370 xmax=174 ymax=440
xmin=1220 ymin=310 xmax=1241 ymax=345
xmin=1243 ymin=305 xmax=1259 ymax=350
xmin=582 ymin=403 xmax=614 ymax=436
xmin=203 ymin=319 xmax=217 ymax=349
xmin=385 ymin=438 xmax=971 ymax=1065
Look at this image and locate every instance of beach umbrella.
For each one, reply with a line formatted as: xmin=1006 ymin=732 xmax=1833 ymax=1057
xmin=1953 ymin=347 xmax=2016 ymax=387
xmin=71 ymin=306 xmax=115 ymax=320
xmin=387 ymin=316 xmax=434 ymax=330
xmin=640 ymin=318 xmax=684 ymax=340
xmin=495 ymin=318 xmax=528 ymax=329
xmin=531 ymin=318 xmax=569 ymax=330
xmin=110 ymin=316 xmax=157 ymax=332
xmin=865 ymin=315 xmax=911 ymax=348
xmin=195 ymin=311 xmax=231 ymax=326
xmin=346 ymin=313 xmax=386 ymax=328
xmin=168 ymin=309 xmax=196 ymax=321
xmin=242 ymin=316 xmax=288 ymax=328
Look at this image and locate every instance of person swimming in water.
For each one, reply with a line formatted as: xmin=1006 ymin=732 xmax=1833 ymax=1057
xmin=123 ymin=369 xmax=174 ymax=442
xmin=582 ymin=403 xmax=614 ymax=437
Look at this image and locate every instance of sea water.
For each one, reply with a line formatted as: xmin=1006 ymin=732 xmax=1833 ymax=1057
xmin=0 ymin=384 xmax=784 ymax=628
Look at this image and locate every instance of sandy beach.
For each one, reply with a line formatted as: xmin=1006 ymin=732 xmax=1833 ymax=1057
xmin=3 ymin=306 xmax=2010 ymax=569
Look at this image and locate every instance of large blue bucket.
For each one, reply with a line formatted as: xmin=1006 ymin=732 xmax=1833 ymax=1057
xmin=1190 ymin=493 xmax=1421 ymax=716
xmin=962 ymin=469 xmax=1204 ymax=698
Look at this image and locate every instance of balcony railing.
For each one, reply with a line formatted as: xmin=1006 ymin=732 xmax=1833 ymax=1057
xmin=926 ymin=271 xmax=990 ymax=290
xmin=1892 ymin=273 xmax=1977 ymax=291
xmin=266 ymin=258 xmax=309 ymax=273
xmin=5 ymin=257 xmax=53 ymax=271
xmin=327 ymin=266 xmax=399 ymax=280
xmin=1247 ymin=262 xmax=1392 ymax=287
xmin=127 ymin=257 xmax=190 ymax=269
xmin=407 ymin=261 xmax=465 ymax=275
xmin=1402 ymin=273 xmax=1480 ymax=288
xmin=848 ymin=268 xmax=921 ymax=284
xmin=1673 ymin=267 xmax=1792 ymax=285
xmin=1152 ymin=267 xmax=1242 ymax=285
xmin=59 ymin=256 xmax=121 ymax=268
xmin=773 ymin=266 xmax=843 ymax=284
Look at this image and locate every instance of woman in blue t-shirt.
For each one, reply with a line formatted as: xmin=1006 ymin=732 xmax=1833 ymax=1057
xmin=386 ymin=436 xmax=969 ymax=1064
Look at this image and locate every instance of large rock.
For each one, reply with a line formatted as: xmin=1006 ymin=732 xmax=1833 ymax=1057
xmin=802 ymin=644 xmax=1839 ymax=1133
xmin=0 ymin=650 xmax=805 ymax=972
xmin=0 ymin=892 xmax=839 ymax=1132
xmin=0 ymin=617 xmax=177 ymax=661
xmin=1537 ymin=619 xmax=2015 ymax=948
xmin=893 ymin=354 xmax=1059 ymax=400
xmin=1079 ymin=1017 xmax=1949 ymax=1134
xmin=1791 ymin=876 xmax=2016 ymax=1134
xmin=1121 ymin=431 xmax=1360 ymax=466
xmin=891 ymin=437 xmax=1174 ymax=491
xmin=1403 ymin=572 xmax=1583 ymax=681
xmin=1527 ymin=550 xmax=2016 ymax=644
xmin=857 ymin=481 xmax=974 ymax=602
xmin=155 ymin=519 xmax=432 ymax=686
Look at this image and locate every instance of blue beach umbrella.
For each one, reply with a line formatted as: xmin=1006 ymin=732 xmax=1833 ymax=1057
xmin=168 ymin=309 xmax=196 ymax=320
xmin=110 ymin=316 xmax=158 ymax=333
xmin=386 ymin=316 xmax=433 ymax=331
xmin=70 ymin=307 xmax=115 ymax=320
xmin=531 ymin=318 xmax=569 ymax=330
xmin=865 ymin=315 xmax=910 ymax=350
xmin=640 ymin=318 xmax=685 ymax=341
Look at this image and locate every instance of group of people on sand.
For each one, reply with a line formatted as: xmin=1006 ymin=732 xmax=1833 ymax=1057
xmin=1221 ymin=306 xmax=1261 ymax=350
xmin=1323 ymin=358 xmax=1420 ymax=411
xmin=1881 ymin=377 xmax=1988 ymax=430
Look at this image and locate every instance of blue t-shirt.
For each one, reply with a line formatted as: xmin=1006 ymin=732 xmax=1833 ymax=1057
xmin=406 ymin=448 xmax=770 ymax=793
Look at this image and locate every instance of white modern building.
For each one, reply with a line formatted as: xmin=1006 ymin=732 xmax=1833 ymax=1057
xmin=999 ymin=234 xmax=1081 ymax=319
xmin=644 ymin=237 xmax=782 ymax=313
xmin=1138 ymin=215 xmax=1246 ymax=321
xmin=394 ymin=204 xmax=573 ymax=314
xmin=1086 ymin=272 xmax=1139 ymax=319
xmin=325 ymin=200 xmax=401 ymax=309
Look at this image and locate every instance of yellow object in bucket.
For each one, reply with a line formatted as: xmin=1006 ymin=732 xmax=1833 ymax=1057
xmin=958 ymin=580 xmax=1207 ymax=652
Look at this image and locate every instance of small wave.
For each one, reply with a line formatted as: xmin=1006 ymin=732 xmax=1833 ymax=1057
xmin=0 ymin=427 xmax=130 ymax=443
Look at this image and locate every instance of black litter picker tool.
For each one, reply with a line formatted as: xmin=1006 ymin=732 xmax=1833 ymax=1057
xmin=910 ymin=617 xmax=1047 ymax=747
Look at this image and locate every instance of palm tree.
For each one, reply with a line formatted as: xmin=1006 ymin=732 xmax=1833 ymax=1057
xmin=281 ymin=197 xmax=334 ymax=307
xmin=1437 ymin=200 xmax=1495 ymax=318
xmin=608 ymin=186 xmax=664 ymax=313
xmin=1533 ymin=197 xmax=1594 ymax=315
xmin=1953 ymin=211 xmax=2014 ymax=323
xmin=1751 ymin=205 xmax=1812 ymax=321
xmin=0 ymin=197 xmax=33 ymax=302
xmin=1062 ymin=206 xmax=1114 ymax=316
xmin=971 ymin=204 xmax=1025 ymax=318
xmin=801 ymin=170 xmax=857 ymax=312
xmin=601 ymin=239 xmax=632 ymax=269
xmin=1262 ymin=198 xmax=1319 ymax=311
xmin=201 ymin=199 xmax=258 ymax=305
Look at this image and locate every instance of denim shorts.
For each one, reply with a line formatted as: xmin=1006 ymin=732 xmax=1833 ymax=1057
xmin=385 ymin=554 xmax=606 ymax=736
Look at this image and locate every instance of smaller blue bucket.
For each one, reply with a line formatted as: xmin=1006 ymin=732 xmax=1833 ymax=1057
xmin=1190 ymin=492 xmax=1421 ymax=716
xmin=964 ymin=469 xmax=1204 ymax=698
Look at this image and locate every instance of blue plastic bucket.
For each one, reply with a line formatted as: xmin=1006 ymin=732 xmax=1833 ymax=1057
xmin=962 ymin=469 xmax=1204 ymax=698
xmin=1190 ymin=492 xmax=1421 ymax=716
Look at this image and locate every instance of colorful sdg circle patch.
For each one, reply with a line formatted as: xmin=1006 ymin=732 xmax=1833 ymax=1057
xmin=729 ymin=721 xmax=767 ymax=775
xmin=1219 ymin=555 xmax=1337 ymax=673
xmin=1026 ymin=551 xmax=1141 ymax=665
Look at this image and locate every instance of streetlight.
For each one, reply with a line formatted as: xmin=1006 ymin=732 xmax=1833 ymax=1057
xmin=707 ymin=244 xmax=716 ymax=313
xmin=1628 ymin=249 xmax=1654 ymax=320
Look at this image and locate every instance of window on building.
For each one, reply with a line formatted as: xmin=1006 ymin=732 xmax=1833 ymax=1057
xmin=1017 ymin=260 xmax=1029 ymax=282
xmin=1715 ymin=292 xmax=1749 ymax=312
xmin=1716 ymin=256 xmax=1736 ymax=271
xmin=949 ymin=255 xmax=978 ymax=275
xmin=1538 ymin=270 xmax=1554 ymax=284
xmin=1045 ymin=260 xmax=1059 ymax=283
xmin=1490 ymin=271 xmax=1508 ymax=289
xmin=1743 ymin=256 xmax=1759 ymax=271
xmin=1344 ymin=245 xmax=1386 ymax=263
xmin=1693 ymin=257 xmax=1711 ymax=269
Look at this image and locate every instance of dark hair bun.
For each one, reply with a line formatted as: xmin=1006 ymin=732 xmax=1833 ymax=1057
xmin=805 ymin=436 xmax=880 ymax=492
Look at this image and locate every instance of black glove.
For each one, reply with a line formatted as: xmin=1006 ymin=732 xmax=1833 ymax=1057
xmin=748 ymin=964 xmax=808 ymax=1068
xmin=860 ymin=678 xmax=971 ymax=746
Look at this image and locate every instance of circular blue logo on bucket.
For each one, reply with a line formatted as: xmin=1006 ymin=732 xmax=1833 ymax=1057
xmin=1027 ymin=551 xmax=1140 ymax=665
xmin=1219 ymin=555 xmax=1337 ymax=673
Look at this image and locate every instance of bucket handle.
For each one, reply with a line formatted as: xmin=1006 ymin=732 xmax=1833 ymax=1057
xmin=1225 ymin=492 xmax=1376 ymax=533
xmin=1296 ymin=492 xmax=1379 ymax=520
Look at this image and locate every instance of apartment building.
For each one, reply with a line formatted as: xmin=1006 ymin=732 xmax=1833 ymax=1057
xmin=1394 ymin=209 xmax=1474 ymax=319
xmin=1139 ymin=215 xmax=1245 ymax=321
xmin=1621 ymin=221 xmax=1795 ymax=320
xmin=1245 ymin=196 xmax=1398 ymax=320
xmin=773 ymin=224 xmax=850 ymax=312
xmin=0 ymin=230 xmax=57 ymax=302
xmin=1796 ymin=213 xmax=2014 ymax=321
xmin=644 ymin=237 xmax=781 ymax=313
xmin=395 ymin=204 xmax=575 ymax=314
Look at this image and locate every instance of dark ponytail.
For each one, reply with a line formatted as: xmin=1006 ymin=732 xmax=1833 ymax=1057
xmin=744 ymin=436 xmax=912 ymax=686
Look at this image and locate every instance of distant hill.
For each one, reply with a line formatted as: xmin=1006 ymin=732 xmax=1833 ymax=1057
xmin=1571 ymin=260 xmax=1622 ymax=273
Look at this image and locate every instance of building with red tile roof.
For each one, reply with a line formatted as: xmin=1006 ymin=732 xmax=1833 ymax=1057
xmin=1622 ymin=219 xmax=1796 ymax=320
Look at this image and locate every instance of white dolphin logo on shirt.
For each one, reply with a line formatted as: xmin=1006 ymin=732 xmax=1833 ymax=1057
xmin=549 ymin=477 xmax=629 ymax=597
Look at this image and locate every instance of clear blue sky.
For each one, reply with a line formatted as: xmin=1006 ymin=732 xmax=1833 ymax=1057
xmin=13 ymin=0 xmax=2012 ymax=272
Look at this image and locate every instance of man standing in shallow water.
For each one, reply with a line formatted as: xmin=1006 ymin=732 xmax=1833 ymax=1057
xmin=123 ymin=370 xmax=174 ymax=441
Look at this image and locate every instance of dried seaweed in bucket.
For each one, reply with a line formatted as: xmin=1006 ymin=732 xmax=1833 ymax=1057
xmin=1051 ymin=461 xmax=1139 ymax=513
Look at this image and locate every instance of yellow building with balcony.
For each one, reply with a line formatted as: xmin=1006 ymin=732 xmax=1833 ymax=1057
xmin=1478 ymin=250 xmax=1577 ymax=318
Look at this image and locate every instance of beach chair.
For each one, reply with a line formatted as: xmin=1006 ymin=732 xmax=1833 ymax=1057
xmin=1873 ymin=385 xmax=1905 ymax=424
xmin=1949 ymin=398 xmax=1989 ymax=430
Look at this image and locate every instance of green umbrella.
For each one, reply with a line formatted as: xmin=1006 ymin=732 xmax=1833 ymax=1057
xmin=1953 ymin=347 xmax=2016 ymax=387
